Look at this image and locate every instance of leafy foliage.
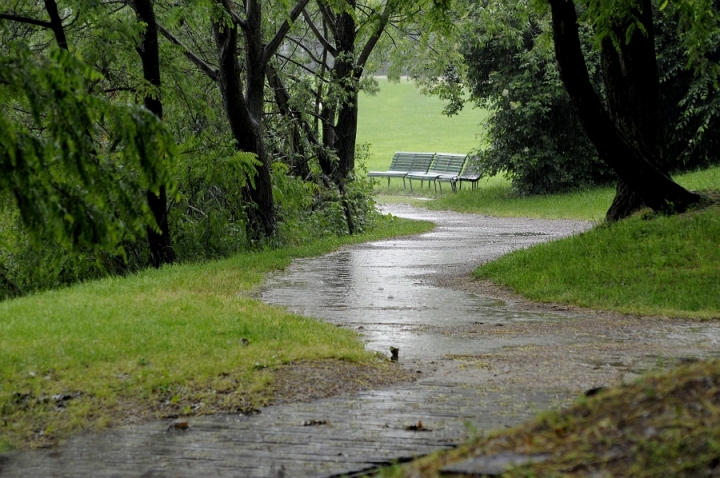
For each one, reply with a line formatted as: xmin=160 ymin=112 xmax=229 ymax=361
xmin=412 ymin=0 xmax=720 ymax=195
xmin=461 ymin=2 xmax=614 ymax=195
xmin=0 ymin=48 xmax=174 ymax=255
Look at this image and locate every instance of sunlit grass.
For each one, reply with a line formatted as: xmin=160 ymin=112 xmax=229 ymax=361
xmin=0 ymin=216 xmax=434 ymax=450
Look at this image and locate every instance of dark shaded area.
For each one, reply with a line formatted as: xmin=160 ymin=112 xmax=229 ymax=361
xmin=548 ymin=0 xmax=700 ymax=216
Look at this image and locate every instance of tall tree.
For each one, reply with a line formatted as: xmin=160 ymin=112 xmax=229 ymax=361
xmin=300 ymin=0 xmax=401 ymax=233
xmin=2 ymin=0 xmax=177 ymax=264
xmin=599 ymin=0 xmax=666 ymax=220
xmin=213 ymin=0 xmax=310 ymax=241
xmin=130 ymin=0 xmax=177 ymax=266
xmin=547 ymin=0 xmax=701 ymax=217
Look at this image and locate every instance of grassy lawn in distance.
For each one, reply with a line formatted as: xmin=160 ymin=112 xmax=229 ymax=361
xmin=357 ymin=78 xmax=488 ymax=172
xmin=0 ymin=216 xmax=433 ymax=451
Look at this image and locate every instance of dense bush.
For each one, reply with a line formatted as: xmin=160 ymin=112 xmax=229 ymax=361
xmin=457 ymin=5 xmax=613 ymax=195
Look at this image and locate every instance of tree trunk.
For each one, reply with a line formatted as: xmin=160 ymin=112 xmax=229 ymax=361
xmin=214 ymin=2 xmax=276 ymax=241
xmin=548 ymin=0 xmax=701 ymax=216
xmin=331 ymin=7 xmax=360 ymax=179
xmin=133 ymin=0 xmax=176 ymax=267
xmin=43 ymin=0 xmax=68 ymax=50
xmin=600 ymin=0 xmax=666 ymax=221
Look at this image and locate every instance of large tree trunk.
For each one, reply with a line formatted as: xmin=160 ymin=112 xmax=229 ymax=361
xmin=132 ymin=0 xmax=176 ymax=266
xmin=331 ymin=7 xmax=360 ymax=179
xmin=601 ymin=0 xmax=666 ymax=221
xmin=214 ymin=2 xmax=276 ymax=241
xmin=548 ymin=0 xmax=701 ymax=216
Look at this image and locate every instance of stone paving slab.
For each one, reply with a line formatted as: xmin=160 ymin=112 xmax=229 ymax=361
xmin=0 ymin=383 xmax=563 ymax=477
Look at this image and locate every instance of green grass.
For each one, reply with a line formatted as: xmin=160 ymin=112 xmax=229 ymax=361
xmin=425 ymin=181 xmax=614 ymax=221
xmin=357 ymin=78 xmax=489 ymax=172
xmin=475 ymin=204 xmax=720 ymax=319
xmin=0 ymin=216 xmax=434 ymax=451
xmin=415 ymin=165 xmax=720 ymax=221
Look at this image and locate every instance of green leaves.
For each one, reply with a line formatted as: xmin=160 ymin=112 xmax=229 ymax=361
xmin=0 ymin=48 xmax=175 ymax=256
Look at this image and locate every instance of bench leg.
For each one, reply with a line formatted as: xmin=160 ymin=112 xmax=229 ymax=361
xmin=409 ymin=179 xmax=413 ymax=192
xmin=438 ymin=181 xmax=442 ymax=194
xmin=434 ymin=180 xmax=438 ymax=194
xmin=387 ymin=177 xmax=391 ymax=187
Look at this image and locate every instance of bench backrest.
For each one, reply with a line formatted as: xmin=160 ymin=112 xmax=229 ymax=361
xmin=428 ymin=153 xmax=467 ymax=174
xmin=388 ymin=152 xmax=435 ymax=172
xmin=460 ymin=157 xmax=483 ymax=177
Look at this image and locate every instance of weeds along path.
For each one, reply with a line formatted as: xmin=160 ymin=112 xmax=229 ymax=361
xmin=3 ymin=205 xmax=720 ymax=477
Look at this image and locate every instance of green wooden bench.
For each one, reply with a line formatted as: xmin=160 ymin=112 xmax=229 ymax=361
xmin=457 ymin=159 xmax=483 ymax=190
xmin=406 ymin=153 xmax=467 ymax=193
xmin=367 ymin=152 xmax=435 ymax=188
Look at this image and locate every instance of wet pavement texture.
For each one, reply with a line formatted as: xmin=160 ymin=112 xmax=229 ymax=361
xmin=3 ymin=204 xmax=719 ymax=477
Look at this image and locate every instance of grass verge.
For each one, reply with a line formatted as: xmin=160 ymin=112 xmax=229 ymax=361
xmin=474 ymin=204 xmax=720 ymax=319
xmin=380 ymin=166 xmax=720 ymax=222
xmin=376 ymin=359 xmax=720 ymax=477
xmin=0 ymin=215 xmax=433 ymax=451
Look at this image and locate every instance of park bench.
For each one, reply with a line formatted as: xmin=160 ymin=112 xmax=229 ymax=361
xmin=367 ymin=152 xmax=435 ymax=188
xmin=406 ymin=153 xmax=467 ymax=193
xmin=456 ymin=159 xmax=483 ymax=190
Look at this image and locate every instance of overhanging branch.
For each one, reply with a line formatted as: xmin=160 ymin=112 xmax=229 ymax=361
xmin=262 ymin=0 xmax=311 ymax=65
xmin=157 ymin=22 xmax=219 ymax=82
xmin=0 ymin=13 xmax=52 ymax=28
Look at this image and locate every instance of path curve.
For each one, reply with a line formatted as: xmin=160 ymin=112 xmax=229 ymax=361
xmin=2 ymin=205 xmax=719 ymax=477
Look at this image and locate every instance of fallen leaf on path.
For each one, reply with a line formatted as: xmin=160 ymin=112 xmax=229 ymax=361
xmin=167 ymin=421 xmax=189 ymax=431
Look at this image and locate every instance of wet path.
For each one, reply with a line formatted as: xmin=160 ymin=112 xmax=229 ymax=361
xmin=262 ymin=204 xmax=592 ymax=361
xmin=3 ymin=205 xmax=719 ymax=477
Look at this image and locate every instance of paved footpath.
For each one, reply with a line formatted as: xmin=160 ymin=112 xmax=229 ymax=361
xmin=2 ymin=205 xmax=718 ymax=477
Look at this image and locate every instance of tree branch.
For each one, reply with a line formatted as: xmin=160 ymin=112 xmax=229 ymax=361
xmin=157 ymin=22 xmax=219 ymax=82
xmin=301 ymin=8 xmax=336 ymax=56
xmin=229 ymin=9 xmax=248 ymax=30
xmin=286 ymin=35 xmax=331 ymax=68
xmin=316 ymin=0 xmax=337 ymax=39
xmin=44 ymin=0 xmax=68 ymax=49
xmin=262 ymin=0 xmax=311 ymax=65
xmin=357 ymin=1 xmax=394 ymax=68
xmin=0 ymin=13 xmax=52 ymax=29
xmin=274 ymin=51 xmax=328 ymax=78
